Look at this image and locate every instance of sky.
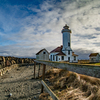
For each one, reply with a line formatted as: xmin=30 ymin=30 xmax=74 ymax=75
xmin=0 ymin=0 xmax=100 ymax=59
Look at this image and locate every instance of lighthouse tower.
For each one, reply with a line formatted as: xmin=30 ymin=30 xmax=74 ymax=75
xmin=61 ymin=24 xmax=73 ymax=62
xmin=62 ymin=24 xmax=72 ymax=52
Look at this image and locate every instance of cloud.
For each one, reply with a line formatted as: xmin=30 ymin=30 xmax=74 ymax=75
xmin=95 ymin=27 xmax=100 ymax=31
xmin=73 ymin=48 xmax=95 ymax=60
xmin=0 ymin=0 xmax=100 ymax=59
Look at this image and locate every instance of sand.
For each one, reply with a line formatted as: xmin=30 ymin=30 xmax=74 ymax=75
xmin=0 ymin=64 xmax=52 ymax=100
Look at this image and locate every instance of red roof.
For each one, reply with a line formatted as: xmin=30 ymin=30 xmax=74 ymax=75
xmin=72 ymin=52 xmax=78 ymax=56
xmin=50 ymin=45 xmax=63 ymax=53
xmin=50 ymin=46 xmax=78 ymax=56
xmin=56 ymin=51 xmax=66 ymax=56
xmin=36 ymin=49 xmax=49 ymax=55
xmin=89 ymin=53 xmax=99 ymax=57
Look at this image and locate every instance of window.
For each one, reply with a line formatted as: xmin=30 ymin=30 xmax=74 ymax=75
xmin=68 ymin=42 xmax=70 ymax=46
xmin=91 ymin=58 xmax=94 ymax=61
xmin=62 ymin=56 xmax=64 ymax=60
xmin=68 ymin=50 xmax=70 ymax=55
xmin=51 ymin=55 xmax=52 ymax=61
xmin=53 ymin=55 xmax=55 ymax=60
xmin=68 ymin=57 xmax=70 ymax=62
xmin=43 ymin=52 xmax=46 ymax=54
xmin=56 ymin=56 xmax=58 ymax=61
xmin=74 ymin=56 xmax=76 ymax=61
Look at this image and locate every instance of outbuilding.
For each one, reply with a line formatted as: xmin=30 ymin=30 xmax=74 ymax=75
xmin=36 ymin=49 xmax=49 ymax=61
xmin=89 ymin=53 xmax=100 ymax=62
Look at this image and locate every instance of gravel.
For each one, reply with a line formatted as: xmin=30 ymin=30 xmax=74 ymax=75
xmin=0 ymin=64 xmax=52 ymax=100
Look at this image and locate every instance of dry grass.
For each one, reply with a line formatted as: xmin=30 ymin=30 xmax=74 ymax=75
xmin=39 ymin=68 xmax=100 ymax=100
xmin=39 ymin=93 xmax=53 ymax=100
xmin=78 ymin=60 xmax=90 ymax=64
xmin=93 ymin=63 xmax=100 ymax=65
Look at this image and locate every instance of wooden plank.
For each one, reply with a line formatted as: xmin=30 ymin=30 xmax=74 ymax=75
xmin=34 ymin=60 xmax=100 ymax=78
xmin=41 ymin=80 xmax=59 ymax=100
xmin=34 ymin=60 xmax=68 ymax=70
xmin=41 ymin=64 xmax=46 ymax=93
xmin=38 ymin=63 xmax=40 ymax=77
xmin=42 ymin=64 xmax=46 ymax=80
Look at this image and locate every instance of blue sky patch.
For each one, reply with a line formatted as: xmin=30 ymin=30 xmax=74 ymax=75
xmin=0 ymin=0 xmax=100 ymax=59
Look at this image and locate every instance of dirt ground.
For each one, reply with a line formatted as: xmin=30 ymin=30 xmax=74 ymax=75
xmin=0 ymin=64 xmax=52 ymax=100
xmin=1 ymin=65 xmax=100 ymax=100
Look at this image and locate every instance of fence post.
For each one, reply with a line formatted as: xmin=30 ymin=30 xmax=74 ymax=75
xmin=41 ymin=64 xmax=46 ymax=93
xmin=34 ymin=61 xmax=36 ymax=78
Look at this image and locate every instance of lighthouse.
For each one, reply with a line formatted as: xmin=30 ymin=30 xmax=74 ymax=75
xmin=62 ymin=24 xmax=72 ymax=52
xmin=61 ymin=24 xmax=73 ymax=62
xmin=50 ymin=24 xmax=78 ymax=62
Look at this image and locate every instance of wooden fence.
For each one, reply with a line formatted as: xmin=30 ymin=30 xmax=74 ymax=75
xmin=41 ymin=80 xmax=59 ymax=100
xmin=34 ymin=60 xmax=100 ymax=78
xmin=34 ymin=61 xmax=59 ymax=100
xmin=34 ymin=60 xmax=100 ymax=100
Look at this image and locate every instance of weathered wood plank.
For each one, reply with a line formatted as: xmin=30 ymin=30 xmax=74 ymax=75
xmin=34 ymin=60 xmax=100 ymax=78
xmin=41 ymin=64 xmax=46 ymax=93
xmin=41 ymin=80 xmax=59 ymax=100
xmin=38 ymin=63 xmax=40 ymax=77
xmin=34 ymin=62 xmax=36 ymax=78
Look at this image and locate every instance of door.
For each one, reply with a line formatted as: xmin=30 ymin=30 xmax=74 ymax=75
xmin=68 ymin=57 xmax=70 ymax=62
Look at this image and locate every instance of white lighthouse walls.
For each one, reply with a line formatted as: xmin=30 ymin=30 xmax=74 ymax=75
xmin=62 ymin=31 xmax=71 ymax=51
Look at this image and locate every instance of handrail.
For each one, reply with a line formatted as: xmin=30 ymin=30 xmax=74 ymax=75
xmin=41 ymin=80 xmax=59 ymax=100
xmin=34 ymin=60 xmax=100 ymax=78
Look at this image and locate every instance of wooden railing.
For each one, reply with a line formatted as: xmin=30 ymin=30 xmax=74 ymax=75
xmin=34 ymin=60 xmax=100 ymax=78
xmin=34 ymin=60 xmax=100 ymax=100
xmin=34 ymin=61 xmax=59 ymax=100
xmin=41 ymin=80 xmax=59 ymax=100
